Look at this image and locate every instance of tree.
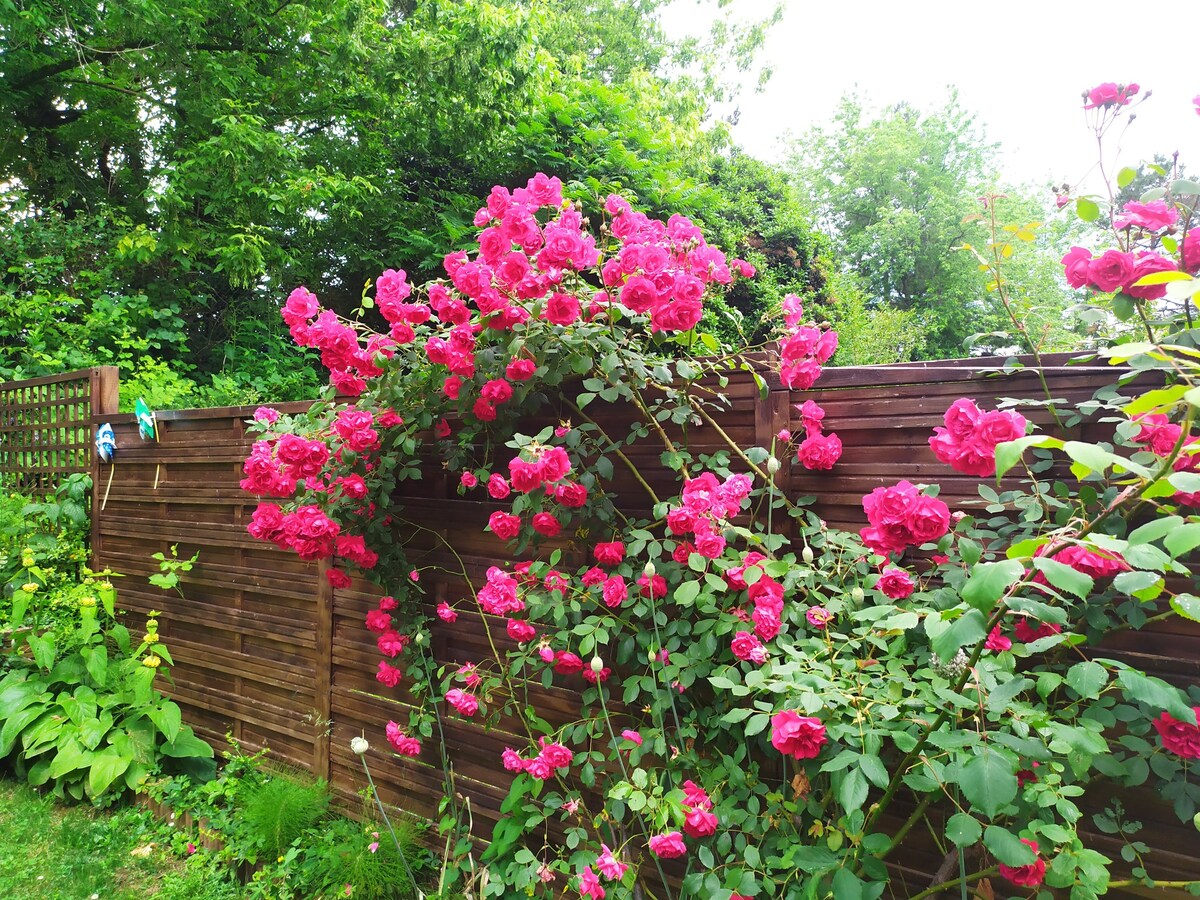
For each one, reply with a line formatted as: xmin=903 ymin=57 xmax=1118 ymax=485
xmin=789 ymin=93 xmax=1013 ymax=358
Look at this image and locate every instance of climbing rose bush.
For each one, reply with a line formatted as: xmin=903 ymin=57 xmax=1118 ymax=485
xmin=244 ymin=106 xmax=1200 ymax=900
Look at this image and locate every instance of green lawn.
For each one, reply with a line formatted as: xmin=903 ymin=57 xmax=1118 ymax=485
xmin=0 ymin=778 xmax=223 ymax=900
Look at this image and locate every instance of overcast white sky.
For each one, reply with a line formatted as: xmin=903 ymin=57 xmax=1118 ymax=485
xmin=663 ymin=0 xmax=1199 ymax=191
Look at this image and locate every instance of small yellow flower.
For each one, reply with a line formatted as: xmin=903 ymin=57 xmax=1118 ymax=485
xmin=20 ymin=583 xmax=37 ymax=594
xmin=79 ymin=596 xmax=97 ymax=608
xmin=142 ymin=655 xmax=161 ymax=668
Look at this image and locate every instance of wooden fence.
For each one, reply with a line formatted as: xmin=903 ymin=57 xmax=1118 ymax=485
xmin=0 ymin=367 xmax=117 ymax=496
xmin=74 ymin=355 xmax=1199 ymax=897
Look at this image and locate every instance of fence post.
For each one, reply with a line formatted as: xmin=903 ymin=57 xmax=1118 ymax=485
xmin=313 ymin=559 xmax=334 ymax=781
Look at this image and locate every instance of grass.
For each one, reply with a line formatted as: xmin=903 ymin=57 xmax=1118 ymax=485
xmin=0 ymin=777 xmax=186 ymax=899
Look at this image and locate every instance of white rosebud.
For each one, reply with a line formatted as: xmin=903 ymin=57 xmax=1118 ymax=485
xmin=851 ymin=587 xmax=865 ymax=604
xmin=350 ymin=736 xmax=369 ymax=755
xmin=766 ymin=456 xmax=781 ymax=475
xmin=590 ymin=655 xmax=604 ymax=673
xmin=414 ymin=632 xmax=425 ymax=644
xmin=643 ymin=561 xmax=656 ymax=578
xmin=801 ymin=546 xmax=814 ymax=565
xmin=648 ymin=649 xmax=658 ymax=665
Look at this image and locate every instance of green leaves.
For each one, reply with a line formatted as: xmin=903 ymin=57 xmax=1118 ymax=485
xmin=1066 ymin=661 xmax=1109 ymax=700
xmin=960 ymin=559 xmax=1025 ymax=611
xmin=1114 ymin=668 xmax=1197 ymax=724
xmin=984 ymin=825 xmax=1036 ymax=865
xmin=946 ymin=813 xmax=982 ymax=847
xmin=930 ymin=608 xmax=988 ymax=660
xmin=959 ymin=747 xmax=1017 ymax=819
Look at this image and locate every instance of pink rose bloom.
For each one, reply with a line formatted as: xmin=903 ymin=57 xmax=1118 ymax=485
xmin=436 ymin=602 xmax=457 ymax=623
xmin=506 ymin=357 xmax=536 ymax=381
xmin=253 ymin=406 xmax=280 ymax=425
xmin=578 ymin=866 xmax=605 ymax=899
xmin=460 ymin=471 xmax=478 ymax=489
xmin=601 ymin=575 xmax=629 ymax=608
xmin=385 ymin=721 xmax=421 ymax=757
xmin=638 ymin=573 xmax=667 ymax=599
xmin=1124 ymin=252 xmax=1177 ymax=301
xmin=877 ymin=567 xmax=915 ymax=599
xmin=1087 ymin=250 xmax=1136 ymax=293
xmin=998 ymin=839 xmax=1046 ymax=888
xmin=1083 ymin=82 xmax=1136 ymax=109
xmin=487 ymin=473 xmax=511 ymax=499
xmin=531 ymin=512 xmax=561 ymax=537
xmin=1152 ymin=708 xmax=1200 ymax=758
xmin=1195 ymin=95 xmax=1200 ymax=116
xmin=377 ymin=630 xmax=408 ymax=658
xmin=543 ymin=292 xmax=581 ymax=326
xmin=595 ymin=845 xmax=628 ymax=881
xmin=985 ymin=626 xmax=1012 ymax=652
xmin=731 ymin=631 xmax=767 ymax=664
xmin=593 ymin=541 xmax=625 ymax=566
xmin=581 ymin=566 xmax=606 ymax=587
xmin=770 ymin=710 xmax=828 ymax=759
xmin=488 ymin=511 xmax=521 ymax=541
xmin=445 ymin=688 xmax=478 ymax=717
xmin=1061 ymin=246 xmax=1093 ymax=289
xmin=1183 ymin=231 xmax=1200 ymax=274
xmin=376 ymin=661 xmax=402 ymax=687
xmin=507 ymin=618 xmax=536 ymax=643
xmin=683 ymin=807 xmax=719 ymax=838
xmin=365 ymin=608 xmax=392 ymax=633
xmin=806 ymin=606 xmax=833 ymax=629
xmin=647 ymin=832 xmax=687 ymax=859
xmin=682 ymin=779 xmax=711 ymax=809
xmin=501 ymin=747 xmax=525 ymax=772
xmin=1013 ymin=617 xmax=1061 ymax=643
xmin=796 ymin=432 xmax=842 ymax=470
xmin=554 ymin=651 xmax=584 ymax=674
xmin=1113 ymin=200 xmax=1178 ymax=232
xmin=621 ymin=729 xmax=643 ymax=746
xmin=554 ymin=481 xmax=588 ymax=508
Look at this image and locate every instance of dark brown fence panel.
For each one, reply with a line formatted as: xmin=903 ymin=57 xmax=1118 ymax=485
xmin=90 ymin=402 xmax=326 ymax=771
xmin=0 ymin=367 xmax=117 ymax=495
xmin=83 ymin=358 xmax=1199 ymax=896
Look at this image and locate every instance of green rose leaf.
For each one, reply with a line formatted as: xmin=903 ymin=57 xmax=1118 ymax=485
xmin=946 ymin=813 xmax=982 ymax=847
xmin=983 ymin=824 xmax=1036 ymax=865
xmin=959 ymin=746 xmax=1017 ymax=819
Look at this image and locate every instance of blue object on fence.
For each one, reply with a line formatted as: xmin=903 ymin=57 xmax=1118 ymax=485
xmin=134 ymin=398 xmax=158 ymax=441
xmin=95 ymin=423 xmax=116 ymax=462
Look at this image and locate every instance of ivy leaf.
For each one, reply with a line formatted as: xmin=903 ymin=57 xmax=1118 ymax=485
xmin=959 ymin=746 xmax=1017 ymax=819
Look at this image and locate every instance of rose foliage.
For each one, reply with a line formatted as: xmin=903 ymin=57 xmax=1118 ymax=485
xmin=243 ymin=102 xmax=1200 ymax=900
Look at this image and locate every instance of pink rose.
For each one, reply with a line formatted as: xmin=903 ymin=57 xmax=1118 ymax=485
xmin=1183 ymin=231 xmax=1200 ymax=274
xmin=1087 ymin=250 xmax=1136 ymax=293
xmin=593 ymin=541 xmax=625 ymax=566
xmin=647 ymin=832 xmax=687 ymax=859
xmin=1061 ymin=246 xmax=1093 ymax=289
xmin=554 ymin=651 xmax=584 ymax=674
xmin=595 ymin=844 xmax=628 ymax=881
xmin=507 ymin=618 xmax=536 ymax=643
xmin=731 ymin=631 xmax=766 ymax=663
xmin=445 ymin=688 xmax=478 ymax=717
xmin=543 ymin=292 xmax=581 ymax=326
xmin=877 ymin=567 xmax=915 ymax=599
xmin=1113 ymin=200 xmax=1178 ymax=232
xmin=770 ymin=710 xmax=827 ymax=759
xmin=487 ymin=511 xmax=521 ymax=541
xmin=506 ymin=357 xmax=536 ymax=381
xmin=683 ymin=807 xmax=718 ymax=838
xmin=998 ymin=839 xmax=1046 ymax=888
xmin=1152 ymin=708 xmax=1200 ymax=758
xmin=385 ymin=721 xmax=422 ymax=757
xmin=1124 ymin=252 xmax=1177 ymax=301
xmin=984 ymin=626 xmax=1012 ymax=652
xmin=376 ymin=661 xmax=402 ymax=687
xmin=436 ymin=602 xmax=458 ymax=623
xmin=621 ymin=729 xmax=643 ymax=746
xmin=796 ymin=432 xmax=842 ymax=470
xmin=904 ymin=494 xmax=951 ymax=544
xmin=487 ymin=474 xmax=511 ymax=499
xmin=601 ymin=575 xmax=629 ymax=608
xmin=531 ymin=512 xmax=561 ymax=537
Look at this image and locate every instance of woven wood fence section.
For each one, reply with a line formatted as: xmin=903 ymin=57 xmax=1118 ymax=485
xmin=0 ymin=367 xmax=117 ymax=496
xmin=83 ymin=356 xmax=1198 ymax=897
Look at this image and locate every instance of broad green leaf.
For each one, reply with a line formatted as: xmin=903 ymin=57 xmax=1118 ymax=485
xmin=1133 ymin=270 xmax=1192 ymax=287
xmin=1171 ymin=594 xmax=1200 ymax=622
xmin=1076 ymin=198 xmax=1100 ymax=222
xmin=931 ymin=608 xmax=987 ymax=660
xmin=159 ymin=726 xmax=213 ymax=759
xmin=1128 ymin=516 xmax=1183 ymax=545
xmin=838 ymin=767 xmax=869 ymax=814
xmin=673 ymin=581 xmax=700 ymax=605
xmin=87 ymin=748 xmax=130 ymax=797
xmin=1066 ymin=661 xmax=1109 ymax=699
xmin=961 ymin=559 xmax=1025 ymax=611
xmin=946 ymin=813 xmax=982 ymax=847
xmin=147 ymin=701 xmax=182 ymax=743
xmin=994 ymin=435 xmax=1057 ymax=479
xmin=1115 ymin=669 xmax=1197 ymax=723
xmin=47 ymin=738 xmax=93 ymax=779
xmin=984 ymin=825 xmax=1036 ymax=865
xmin=959 ymin=747 xmax=1017 ymax=818
xmin=1031 ymin=557 xmax=1093 ymax=599
xmin=1164 ymin=523 xmax=1200 ymax=558
xmin=1116 ymin=167 xmax=1138 ymax=189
